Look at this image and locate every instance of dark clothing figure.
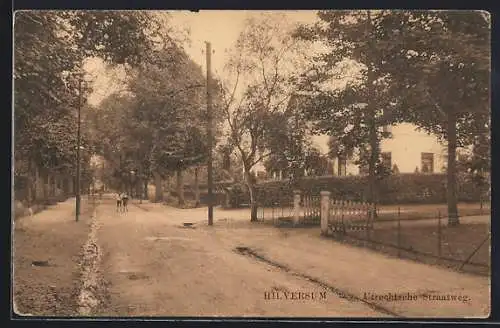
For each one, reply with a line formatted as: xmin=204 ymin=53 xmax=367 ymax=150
xmin=121 ymin=193 xmax=129 ymax=212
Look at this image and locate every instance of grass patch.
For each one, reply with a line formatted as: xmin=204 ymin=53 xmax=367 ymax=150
xmin=340 ymin=222 xmax=490 ymax=276
xmin=376 ymin=202 xmax=490 ymax=221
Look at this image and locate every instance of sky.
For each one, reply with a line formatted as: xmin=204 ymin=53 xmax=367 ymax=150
xmin=85 ymin=10 xmax=320 ymax=107
xmin=169 ymin=10 xmax=319 ymax=76
xmin=171 ymin=10 xmax=331 ymax=156
xmin=84 ymin=10 xmax=333 ymax=156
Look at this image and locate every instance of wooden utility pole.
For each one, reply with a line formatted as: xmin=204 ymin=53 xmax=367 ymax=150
xmin=206 ymin=41 xmax=214 ymax=226
xmin=75 ymin=72 xmax=82 ymax=222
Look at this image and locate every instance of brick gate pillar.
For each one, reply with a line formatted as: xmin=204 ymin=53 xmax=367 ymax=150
xmin=320 ymin=191 xmax=331 ymax=236
xmin=293 ymin=190 xmax=301 ymax=226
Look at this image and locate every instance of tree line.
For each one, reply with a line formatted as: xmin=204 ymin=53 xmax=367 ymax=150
xmin=14 ymin=11 xmax=490 ymax=225
xmin=292 ymin=10 xmax=490 ymax=224
xmin=212 ymin=11 xmax=490 ymax=223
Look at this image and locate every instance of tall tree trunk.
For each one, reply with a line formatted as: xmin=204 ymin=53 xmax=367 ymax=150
xmin=176 ymin=169 xmax=185 ymax=207
xmin=368 ymin=121 xmax=379 ymax=206
xmin=153 ymin=171 xmax=163 ymax=203
xmin=447 ymin=111 xmax=459 ymax=226
xmin=48 ymin=173 xmax=54 ymax=197
xmin=245 ymin=170 xmax=258 ymax=222
xmin=26 ymin=159 xmax=33 ymax=207
xmin=365 ymin=10 xmax=379 ymax=217
xmin=35 ymin=164 xmax=41 ymax=200
xmin=43 ymin=172 xmax=48 ymax=200
xmin=164 ymin=175 xmax=171 ymax=199
xmin=194 ymin=166 xmax=200 ymax=207
xmin=143 ymin=179 xmax=148 ymax=201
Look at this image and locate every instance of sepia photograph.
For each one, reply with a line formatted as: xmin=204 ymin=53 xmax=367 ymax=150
xmin=12 ymin=10 xmax=491 ymax=318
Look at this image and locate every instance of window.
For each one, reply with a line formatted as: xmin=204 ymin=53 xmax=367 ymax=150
xmin=421 ymin=153 xmax=434 ymax=173
xmin=381 ymin=152 xmax=392 ymax=169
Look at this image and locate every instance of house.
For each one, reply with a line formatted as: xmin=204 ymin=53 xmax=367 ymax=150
xmin=256 ymin=122 xmax=458 ymax=180
xmin=325 ymin=123 xmax=448 ymax=176
xmin=250 ymin=91 xmax=467 ymax=179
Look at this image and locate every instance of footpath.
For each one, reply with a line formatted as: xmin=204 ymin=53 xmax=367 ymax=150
xmin=13 ymin=196 xmax=96 ymax=316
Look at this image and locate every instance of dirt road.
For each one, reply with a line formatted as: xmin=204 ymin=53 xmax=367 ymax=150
xmin=96 ymin=199 xmax=386 ymax=317
xmin=13 ymin=196 xmax=490 ymax=318
xmin=93 ymin=198 xmax=489 ymax=317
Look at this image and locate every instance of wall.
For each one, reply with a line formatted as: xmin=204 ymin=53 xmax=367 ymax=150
xmin=380 ymin=123 xmax=447 ymax=174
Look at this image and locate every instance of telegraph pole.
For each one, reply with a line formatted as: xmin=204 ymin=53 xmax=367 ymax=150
xmin=75 ymin=72 xmax=82 ymax=222
xmin=206 ymin=41 xmax=214 ymax=226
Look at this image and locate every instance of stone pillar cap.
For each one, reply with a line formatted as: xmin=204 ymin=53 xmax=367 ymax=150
xmin=320 ymin=191 xmax=331 ymax=196
xmin=293 ymin=190 xmax=302 ymax=194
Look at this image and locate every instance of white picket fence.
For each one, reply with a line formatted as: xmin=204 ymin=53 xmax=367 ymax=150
xmin=328 ymin=199 xmax=375 ymax=233
xmin=318 ymin=191 xmax=376 ymax=235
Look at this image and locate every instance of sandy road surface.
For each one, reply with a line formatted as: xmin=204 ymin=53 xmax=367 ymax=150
xmin=13 ymin=195 xmax=489 ymax=318
xmin=103 ymin=199 xmax=489 ymax=318
xmin=96 ymin=199 xmax=387 ymax=317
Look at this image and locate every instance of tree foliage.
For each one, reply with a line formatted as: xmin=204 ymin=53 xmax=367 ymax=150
xmin=294 ymin=10 xmax=490 ymax=220
xmin=14 ymin=10 xmax=175 ymax=182
xmin=294 ymin=10 xmax=400 ymax=202
xmin=220 ymin=13 xmax=310 ymax=220
xmin=378 ymin=10 xmax=490 ymax=223
xmin=89 ymin=41 xmax=225 ymax=192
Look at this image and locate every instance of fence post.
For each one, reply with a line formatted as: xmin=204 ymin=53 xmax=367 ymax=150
xmin=293 ymin=190 xmax=301 ymax=226
xmin=438 ymin=210 xmax=442 ymax=259
xmin=397 ymin=206 xmax=401 ymax=258
xmin=320 ymin=191 xmax=331 ymax=235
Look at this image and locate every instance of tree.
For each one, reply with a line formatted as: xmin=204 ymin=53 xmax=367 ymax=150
xmin=220 ymin=13 xmax=308 ymax=221
xmin=91 ymin=40 xmax=223 ymax=205
xmin=327 ymin=135 xmax=355 ymax=176
xmin=304 ymin=147 xmax=328 ymax=176
xmin=14 ymin=11 xmax=89 ymax=203
xmin=295 ymin=10 xmax=490 ymax=224
xmin=294 ymin=10 xmax=400 ymax=204
xmin=13 ymin=11 xmax=175 ymax=203
xmin=377 ymin=10 xmax=490 ymax=225
xmin=262 ymin=95 xmax=312 ymax=181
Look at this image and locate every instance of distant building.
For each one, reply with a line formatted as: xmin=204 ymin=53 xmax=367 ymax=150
xmin=256 ymin=122 xmax=465 ymax=180
xmin=249 ymin=91 xmax=468 ymax=180
xmin=327 ymin=123 xmax=448 ymax=176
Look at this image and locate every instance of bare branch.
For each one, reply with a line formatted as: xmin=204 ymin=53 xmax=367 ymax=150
xmin=424 ymin=87 xmax=448 ymax=119
xmin=250 ymin=150 xmax=273 ymax=167
xmin=259 ymin=55 xmax=269 ymax=91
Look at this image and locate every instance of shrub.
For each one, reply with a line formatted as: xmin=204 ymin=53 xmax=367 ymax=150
xmin=227 ymin=173 xmax=487 ymax=207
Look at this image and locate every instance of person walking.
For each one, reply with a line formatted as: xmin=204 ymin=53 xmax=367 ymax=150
xmin=121 ymin=192 xmax=129 ymax=212
xmin=115 ymin=192 xmax=122 ymax=212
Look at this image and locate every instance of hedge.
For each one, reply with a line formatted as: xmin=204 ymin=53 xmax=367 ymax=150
xmin=228 ymin=173 xmax=489 ymax=207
